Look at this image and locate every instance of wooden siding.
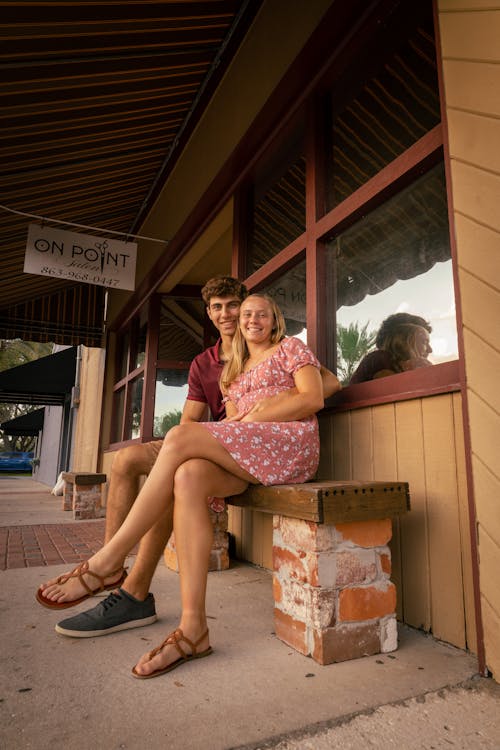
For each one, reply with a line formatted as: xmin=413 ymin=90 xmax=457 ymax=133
xmin=438 ymin=0 xmax=500 ymax=678
xmin=230 ymin=393 xmax=475 ymax=653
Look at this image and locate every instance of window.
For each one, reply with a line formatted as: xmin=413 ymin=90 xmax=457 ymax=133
xmin=110 ymin=291 xmax=205 ymax=446
xmin=327 ymin=163 xmax=457 ymax=384
xmin=263 ymin=259 xmax=307 ymax=340
xmin=247 ymin=120 xmax=305 ymax=275
xmin=326 ymin=14 xmax=440 ymax=211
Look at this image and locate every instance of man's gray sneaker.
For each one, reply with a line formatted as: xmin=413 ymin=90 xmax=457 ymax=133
xmin=55 ymin=588 xmax=157 ymax=637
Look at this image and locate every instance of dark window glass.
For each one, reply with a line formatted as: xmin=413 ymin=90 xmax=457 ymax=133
xmin=325 ymin=163 xmax=457 ymax=385
xmin=247 ymin=124 xmax=305 ymax=274
xmin=158 ymin=298 xmax=204 ymax=361
xmin=134 ymin=320 xmax=147 ymax=369
xmin=117 ymin=330 xmax=130 ymax=380
xmin=125 ymin=376 xmax=143 ymax=440
xmin=111 ymin=387 xmax=125 ymax=443
xmin=326 ymin=15 xmax=440 ymax=210
xmin=262 ymin=259 xmax=307 ymax=339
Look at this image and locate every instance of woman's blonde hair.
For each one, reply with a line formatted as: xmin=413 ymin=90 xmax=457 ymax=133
xmin=384 ymin=323 xmax=427 ymax=372
xmin=220 ymin=293 xmax=286 ymax=393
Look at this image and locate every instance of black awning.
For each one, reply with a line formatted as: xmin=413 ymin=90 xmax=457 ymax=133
xmin=0 ymin=407 xmax=45 ymax=436
xmin=0 ymin=346 xmax=77 ymax=405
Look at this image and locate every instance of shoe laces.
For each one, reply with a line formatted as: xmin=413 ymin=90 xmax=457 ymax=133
xmin=100 ymin=590 xmax=123 ymax=611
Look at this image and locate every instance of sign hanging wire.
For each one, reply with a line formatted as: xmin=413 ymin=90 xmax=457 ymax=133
xmin=0 ymin=203 xmax=169 ymax=245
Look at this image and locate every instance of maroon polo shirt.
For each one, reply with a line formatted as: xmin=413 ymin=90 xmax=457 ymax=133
xmin=187 ymin=339 xmax=225 ymax=421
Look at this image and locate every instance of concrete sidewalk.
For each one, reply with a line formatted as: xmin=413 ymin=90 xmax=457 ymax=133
xmin=1 ymin=477 xmax=499 ymax=750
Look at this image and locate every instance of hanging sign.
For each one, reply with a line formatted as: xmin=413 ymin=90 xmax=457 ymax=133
xmin=24 ymin=223 xmax=137 ymax=291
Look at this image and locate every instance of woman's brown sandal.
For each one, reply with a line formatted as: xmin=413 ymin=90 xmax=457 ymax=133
xmin=132 ymin=627 xmax=212 ymax=679
xmin=35 ymin=561 xmax=127 ymax=610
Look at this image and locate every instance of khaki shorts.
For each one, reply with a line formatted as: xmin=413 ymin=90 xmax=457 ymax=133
xmin=143 ymin=439 xmax=164 ymax=472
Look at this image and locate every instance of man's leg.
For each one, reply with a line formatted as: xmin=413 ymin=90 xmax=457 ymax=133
xmin=104 ymin=442 xmax=161 ymax=543
xmin=107 ymin=439 xmax=173 ymax=601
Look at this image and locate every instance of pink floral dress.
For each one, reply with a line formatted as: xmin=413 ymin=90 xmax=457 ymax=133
xmin=203 ymin=337 xmax=320 ymax=499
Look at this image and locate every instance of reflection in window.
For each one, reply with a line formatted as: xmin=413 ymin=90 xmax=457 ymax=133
xmin=158 ymin=298 xmax=204 ymax=361
xmin=117 ymin=330 xmax=130 ymax=380
xmin=326 ymin=12 xmax=440 ymax=210
xmin=326 ymin=163 xmax=457 ymax=384
xmin=135 ymin=320 xmax=147 ymax=369
xmin=263 ymin=259 xmax=307 ymax=340
xmin=248 ymin=124 xmax=305 ymax=274
xmin=127 ymin=376 xmax=143 ymax=440
xmin=154 ymin=368 xmax=189 ymax=437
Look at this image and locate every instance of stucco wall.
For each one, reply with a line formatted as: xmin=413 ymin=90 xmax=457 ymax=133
xmin=72 ymin=346 xmax=106 ymax=472
xmin=438 ymin=0 xmax=500 ymax=679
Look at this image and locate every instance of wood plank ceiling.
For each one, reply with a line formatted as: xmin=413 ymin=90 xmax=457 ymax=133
xmin=0 ymin=0 xmax=260 ymax=345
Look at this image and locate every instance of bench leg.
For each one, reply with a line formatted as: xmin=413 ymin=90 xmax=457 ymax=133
xmin=72 ymin=482 xmax=105 ymax=520
xmin=62 ymin=481 xmax=74 ymax=511
xmin=272 ymin=515 xmax=398 ymax=665
xmin=164 ymin=507 xmax=230 ymax=572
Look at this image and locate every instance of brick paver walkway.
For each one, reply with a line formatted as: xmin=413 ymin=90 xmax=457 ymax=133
xmin=0 ymin=521 xmax=106 ymax=569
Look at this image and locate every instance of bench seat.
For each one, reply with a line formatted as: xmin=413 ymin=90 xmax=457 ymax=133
xmin=226 ymin=480 xmax=409 ymax=523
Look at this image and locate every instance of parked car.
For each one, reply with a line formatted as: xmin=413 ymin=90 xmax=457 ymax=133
xmin=0 ymin=451 xmax=34 ymax=472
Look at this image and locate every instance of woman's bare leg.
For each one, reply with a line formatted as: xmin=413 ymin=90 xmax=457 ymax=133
xmin=133 ymin=459 xmax=249 ymax=676
xmin=40 ymin=424 xmax=255 ymax=604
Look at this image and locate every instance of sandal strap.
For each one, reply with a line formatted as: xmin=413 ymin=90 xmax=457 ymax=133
xmin=56 ymin=561 xmax=123 ymax=596
xmin=149 ymin=627 xmax=209 ymax=662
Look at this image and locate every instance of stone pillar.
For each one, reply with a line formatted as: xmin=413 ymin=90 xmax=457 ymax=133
xmin=272 ymin=515 xmax=397 ymax=665
xmin=164 ymin=507 xmax=230 ymax=572
xmin=61 ymin=473 xmax=106 ymax=520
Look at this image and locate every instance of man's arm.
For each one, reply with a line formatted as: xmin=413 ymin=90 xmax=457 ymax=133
xmin=180 ymin=399 xmax=209 ymax=424
xmin=319 ymin=365 xmax=342 ymax=399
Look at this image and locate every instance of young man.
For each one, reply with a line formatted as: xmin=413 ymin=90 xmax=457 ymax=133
xmin=42 ymin=275 xmax=340 ymax=636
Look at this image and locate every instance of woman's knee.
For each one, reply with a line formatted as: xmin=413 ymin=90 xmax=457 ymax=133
xmin=161 ymin=423 xmax=198 ymax=457
xmin=173 ymin=459 xmax=209 ymax=497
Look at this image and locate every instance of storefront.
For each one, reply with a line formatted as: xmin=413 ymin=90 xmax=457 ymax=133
xmin=3 ymin=0 xmax=495 ymax=679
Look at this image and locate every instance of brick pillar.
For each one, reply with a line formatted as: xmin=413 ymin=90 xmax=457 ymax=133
xmin=72 ymin=481 xmax=104 ymax=520
xmin=62 ymin=480 xmax=74 ymax=511
xmin=164 ymin=507 xmax=230 ymax=572
xmin=272 ymin=516 xmax=398 ymax=665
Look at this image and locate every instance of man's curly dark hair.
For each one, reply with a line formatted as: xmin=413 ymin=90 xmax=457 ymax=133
xmin=201 ymin=276 xmax=248 ymax=306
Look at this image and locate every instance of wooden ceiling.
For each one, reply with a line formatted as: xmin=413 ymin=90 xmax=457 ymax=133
xmin=0 ymin=0 xmax=260 ymax=344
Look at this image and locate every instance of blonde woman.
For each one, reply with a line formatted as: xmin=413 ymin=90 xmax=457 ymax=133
xmin=37 ymin=294 xmax=326 ymax=679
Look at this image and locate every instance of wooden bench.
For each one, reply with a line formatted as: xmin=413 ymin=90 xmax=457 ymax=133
xmin=61 ymin=472 xmax=107 ymax=520
xmin=226 ymin=480 xmax=410 ymax=666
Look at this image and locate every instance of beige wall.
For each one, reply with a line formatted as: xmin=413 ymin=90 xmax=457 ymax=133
xmin=438 ymin=0 xmax=500 ymax=679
